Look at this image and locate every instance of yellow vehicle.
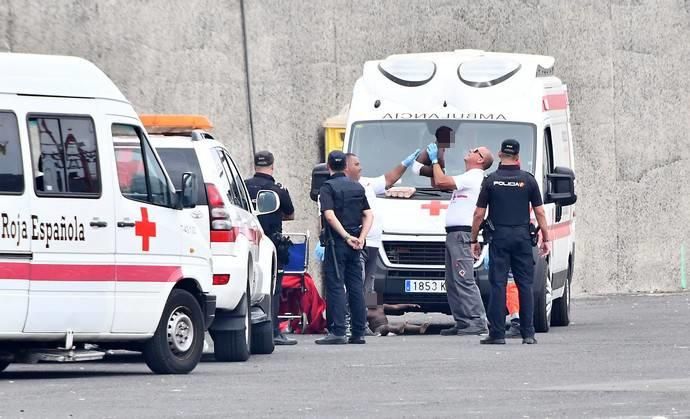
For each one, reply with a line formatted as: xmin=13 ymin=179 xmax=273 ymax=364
xmin=322 ymin=105 xmax=348 ymax=161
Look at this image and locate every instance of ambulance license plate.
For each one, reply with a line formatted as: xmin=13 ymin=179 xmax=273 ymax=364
xmin=405 ymin=279 xmax=446 ymax=293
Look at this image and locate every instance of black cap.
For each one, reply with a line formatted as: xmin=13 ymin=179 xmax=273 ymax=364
xmin=500 ymin=139 xmax=520 ymax=155
xmin=327 ymin=150 xmax=347 ymax=171
xmin=254 ymin=150 xmax=274 ymax=167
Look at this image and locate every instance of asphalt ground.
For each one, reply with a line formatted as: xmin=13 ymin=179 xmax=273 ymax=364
xmin=1 ymin=293 xmax=690 ymax=418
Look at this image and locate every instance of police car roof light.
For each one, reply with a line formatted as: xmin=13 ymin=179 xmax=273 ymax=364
xmin=378 ymin=57 xmax=436 ymax=87
xmin=139 ymin=114 xmax=213 ymax=134
xmin=458 ymin=57 xmax=521 ymax=88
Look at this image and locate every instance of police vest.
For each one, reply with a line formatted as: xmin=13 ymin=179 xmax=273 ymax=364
xmin=323 ymin=177 xmax=367 ymax=235
xmin=485 ymin=168 xmax=537 ymax=226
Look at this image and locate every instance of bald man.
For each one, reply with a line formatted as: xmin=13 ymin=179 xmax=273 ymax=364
xmin=426 ymin=143 xmax=494 ymax=336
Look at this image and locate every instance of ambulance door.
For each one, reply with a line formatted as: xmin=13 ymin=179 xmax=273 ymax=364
xmin=0 ymin=111 xmax=31 ymax=333
xmin=110 ymin=121 xmax=183 ymax=333
xmin=23 ymin=112 xmax=116 ymax=333
xmin=547 ymin=123 xmax=573 ymax=287
xmin=542 ymin=128 xmax=566 ymax=282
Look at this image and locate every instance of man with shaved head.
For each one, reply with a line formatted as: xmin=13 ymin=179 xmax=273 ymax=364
xmin=426 ymin=142 xmax=494 ymax=336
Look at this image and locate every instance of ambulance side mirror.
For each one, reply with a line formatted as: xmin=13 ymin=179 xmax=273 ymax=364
xmin=178 ymin=172 xmax=197 ymax=209
xmin=545 ymin=166 xmax=577 ymax=207
xmin=310 ymin=163 xmax=329 ymax=202
xmin=255 ymin=190 xmax=280 ymax=215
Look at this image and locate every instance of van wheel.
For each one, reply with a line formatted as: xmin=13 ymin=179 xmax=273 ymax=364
xmin=143 ymin=289 xmax=205 ymax=374
xmin=0 ymin=361 xmax=9 ymax=373
xmin=214 ymin=286 xmax=251 ymax=362
xmin=533 ymin=263 xmax=552 ymax=333
xmin=551 ymin=277 xmax=571 ymax=326
xmin=251 ymin=320 xmax=275 ymax=355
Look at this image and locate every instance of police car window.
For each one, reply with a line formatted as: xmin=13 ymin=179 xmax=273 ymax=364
xmin=349 ymin=120 xmax=536 ymax=189
xmin=112 ymin=124 xmax=173 ymax=207
xmin=0 ymin=112 xmax=23 ymax=194
xmin=156 ymin=148 xmax=207 ymax=206
xmin=28 ymin=116 xmax=101 ymax=196
xmin=211 ymin=149 xmax=243 ymax=207
xmin=224 ymin=151 xmax=251 ymax=211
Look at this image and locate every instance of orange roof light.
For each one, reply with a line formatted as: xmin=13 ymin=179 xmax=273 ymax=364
xmin=139 ymin=114 xmax=213 ymax=134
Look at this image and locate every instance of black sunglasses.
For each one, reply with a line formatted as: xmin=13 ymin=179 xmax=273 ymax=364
xmin=471 ymin=148 xmax=484 ymax=159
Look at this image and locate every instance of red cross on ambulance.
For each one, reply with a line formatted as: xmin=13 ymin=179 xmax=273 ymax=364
xmin=135 ymin=207 xmax=157 ymax=251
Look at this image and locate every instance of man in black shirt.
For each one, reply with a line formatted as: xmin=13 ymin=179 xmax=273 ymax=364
xmin=315 ymin=151 xmax=373 ymax=345
xmin=470 ymin=139 xmax=550 ymax=345
xmin=245 ymin=150 xmax=297 ymax=346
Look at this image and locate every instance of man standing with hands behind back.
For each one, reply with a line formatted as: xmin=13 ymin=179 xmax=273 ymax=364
xmin=316 ymin=151 xmax=374 ymax=345
xmin=426 ymin=138 xmax=494 ymax=336
xmin=471 ymin=139 xmax=550 ymax=345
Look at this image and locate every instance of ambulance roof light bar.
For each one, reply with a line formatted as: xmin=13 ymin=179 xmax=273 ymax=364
xmin=458 ymin=56 xmax=522 ymax=88
xmin=378 ymin=57 xmax=436 ymax=87
xmin=140 ymin=114 xmax=213 ymax=135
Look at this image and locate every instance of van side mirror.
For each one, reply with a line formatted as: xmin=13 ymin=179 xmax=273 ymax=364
xmin=310 ymin=163 xmax=329 ymax=202
xmin=255 ymin=190 xmax=280 ymax=215
xmin=545 ymin=166 xmax=577 ymax=206
xmin=177 ymin=172 xmax=197 ymax=209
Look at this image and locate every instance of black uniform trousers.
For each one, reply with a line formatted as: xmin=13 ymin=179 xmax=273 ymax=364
xmin=487 ymin=225 xmax=536 ymax=339
xmin=324 ymin=240 xmax=366 ymax=337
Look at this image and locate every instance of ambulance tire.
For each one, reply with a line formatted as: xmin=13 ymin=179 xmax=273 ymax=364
xmin=533 ymin=261 xmax=552 ymax=333
xmin=213 ymin=285 xmax=251 ymax=362
xmin=0 ymin=361 xmax=9 ymax=373
xmin=251 ymin=320 xmax=275 ymax=355
xmin=143 ymin=289 xmax=205 ymax=374
xmin=552 ymin=277 xmax=571 ymax=327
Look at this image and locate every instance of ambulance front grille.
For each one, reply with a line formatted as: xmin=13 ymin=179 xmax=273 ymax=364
xmin=383 ymin=241 xmax=445 ymax=265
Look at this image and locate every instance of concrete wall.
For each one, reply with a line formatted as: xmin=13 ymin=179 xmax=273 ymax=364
xmin=2 ymin=0 xmax=689 ymax=294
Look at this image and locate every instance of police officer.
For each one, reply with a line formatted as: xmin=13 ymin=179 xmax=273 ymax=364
xmin=315 ymin=151 xmax=373 ymax=345
xmin=244 ymin=150 xmax=297 ymax=346
xmin=470 ymin=139 xmax=550 ymax=345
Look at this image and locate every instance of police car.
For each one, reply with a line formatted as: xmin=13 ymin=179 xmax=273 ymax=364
xmin=142 ymin=115 xmax=279 ymax=362
xmin=341 ymin=50 xmax=577 ymax=332
xmin=0 ymin=53 xmax=215 ymax=374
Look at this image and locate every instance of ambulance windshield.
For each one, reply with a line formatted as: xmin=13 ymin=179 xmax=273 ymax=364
xmin=348 ymin=120 xmax=536 ymax=191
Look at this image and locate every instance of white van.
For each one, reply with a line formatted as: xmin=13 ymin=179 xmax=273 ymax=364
xmin=0 ymin=53 xmax=215 ymax=374
xmin=342 ymin=50 xmax=577 ymax=332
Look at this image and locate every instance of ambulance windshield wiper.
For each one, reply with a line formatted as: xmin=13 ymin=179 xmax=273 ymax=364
xmin=415 ymin=188 xmax=450 ymax=196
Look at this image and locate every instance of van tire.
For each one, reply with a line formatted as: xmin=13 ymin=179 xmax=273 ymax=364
xmin=533 ymin=262 xmax=552 ymax=333
xmin=551 ymin=278 xmax=571 ymax=326
xmin=251 ymin=320 xmax=275 ymax=355
xmin=143 ymin=289 xmax=205 ymax=374
xmin=0 ymin=361 xmax=9 ymax=373
xmin=213 ymin=286 xmax=251 ymax=362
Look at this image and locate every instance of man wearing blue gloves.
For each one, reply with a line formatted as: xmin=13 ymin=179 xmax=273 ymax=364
xmin=425 ymin=138 xmax=494 ymax=336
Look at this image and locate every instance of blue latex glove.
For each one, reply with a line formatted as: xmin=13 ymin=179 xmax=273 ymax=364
xmin=401 ymin=148 xmax=421 ymax=168
xmin=426 ymin=143 xmax=438 ymax=164
xmin=314 ymin=243 xmax=325 ymax=262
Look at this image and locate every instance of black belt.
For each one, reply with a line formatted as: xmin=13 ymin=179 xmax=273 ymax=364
xmin=445 ymin=225 xmax=471 ymax=233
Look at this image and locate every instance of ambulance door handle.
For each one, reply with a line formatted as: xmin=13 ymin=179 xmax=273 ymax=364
xmin=117 ymin=221 xmax=136 ymax=228
xmin=90 ymin=220 xmax=108 ymax=228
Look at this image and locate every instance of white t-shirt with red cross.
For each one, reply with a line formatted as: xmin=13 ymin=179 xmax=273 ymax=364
xmin=445 ymin=168 xmax=484 ymax=227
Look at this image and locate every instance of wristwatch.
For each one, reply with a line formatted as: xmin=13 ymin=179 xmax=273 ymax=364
xmin=344 ymin=234 xmax=351 ymax=241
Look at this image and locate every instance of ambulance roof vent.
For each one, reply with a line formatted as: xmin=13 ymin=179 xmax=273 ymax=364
xmin=458 ymin=57 xmax=521 ymax=88
xmin=378 ymin=58 xmax=436 ymax=87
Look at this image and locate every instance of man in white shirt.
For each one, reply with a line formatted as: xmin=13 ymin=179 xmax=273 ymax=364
xmin=344 ymin=149 xmax=420 ymax=307
xmin=426 ymin=141 xmax=494 ymax=336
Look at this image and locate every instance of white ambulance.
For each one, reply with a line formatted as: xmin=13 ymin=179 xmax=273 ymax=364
xmin=142 ymin=115 xmax=280 ymax=362
xmin=0 ymin=53 xmax=215 ymax=374
xmin=344 ymin=50 xmax=577 ymax=332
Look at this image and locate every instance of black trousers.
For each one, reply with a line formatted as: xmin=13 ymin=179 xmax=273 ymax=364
xmin=324 ymin=240 xmax=366 ymax=337
xmin=487 ymin=226 xmax=535 ymax=339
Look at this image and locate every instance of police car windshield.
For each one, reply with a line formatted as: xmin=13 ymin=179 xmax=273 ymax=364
xmin=349 ymin=120 xmax=536 ymax=189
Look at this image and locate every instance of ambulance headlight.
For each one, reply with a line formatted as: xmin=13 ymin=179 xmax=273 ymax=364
xmin=458 ymin=57 xmax=521 ymax=88
xmin=378 ymin=58 xmax=436 ymax=87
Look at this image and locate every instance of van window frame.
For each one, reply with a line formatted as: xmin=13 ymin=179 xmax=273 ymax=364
xmin=26 ymin=113 xmax=102 ymax=199
xmin=0 ymin=110 xmax=25 ymax=195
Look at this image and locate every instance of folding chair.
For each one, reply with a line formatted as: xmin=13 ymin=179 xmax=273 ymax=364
xmin=278 ymin=231 xmax=310 ymax=333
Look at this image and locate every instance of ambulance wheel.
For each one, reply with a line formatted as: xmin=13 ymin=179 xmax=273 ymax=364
xmin=552 ymin=277 xmax=571 ymax=327
xmin=0 ymin=361 xmax=9 ymax=373
xmin=251 ymin=320 xmax=275 ymax=355
xmin=213 ymin=285 xmax=251 ymax=362
xmin=533 ymin=262 xmax=552 ymax=333
xmin=143 ymin=289 xmax=205 ymax=374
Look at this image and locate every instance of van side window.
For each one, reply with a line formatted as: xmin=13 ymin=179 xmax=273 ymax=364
xmin=112 ymin=124 xmax=173 ymax=207
xmin=28 ymin=116 xmax=101 ymax=196
xmin=0 ymin=112 xmax=23 ymax=194
xmin=224 ymin=152 xmax=251 ymax=212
